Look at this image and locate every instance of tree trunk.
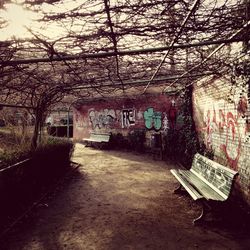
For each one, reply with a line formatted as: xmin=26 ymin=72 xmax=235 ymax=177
xmin=31 ymin=108 xmax=43 ymax=150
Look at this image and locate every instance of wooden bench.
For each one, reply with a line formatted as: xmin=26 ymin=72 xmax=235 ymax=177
xmin=83 ymin=132 xmax=111 ymax=148
xmin=170 ymin=153 xmax=238 ymax=224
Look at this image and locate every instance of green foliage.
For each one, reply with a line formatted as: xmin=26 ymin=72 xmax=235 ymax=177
xmin=0 ymin=132 xmax=74 ymax=170
xmin=110 ymin=129 xmax=146 ymax=152
xmin=32 ymin=137 xmax=74 ymax=171
xmin=110 ymin=133 xmax=128 ymax=149
xmin=164 ymin=86 xmax=208 ymax=167
xmin=0 ymin=130 xmax=31 ymax=169
xmin=0 ymin=149 xmax=30 ymax=169
xmin=128 ymin=129 xmax=146 ymax=152
xmin=198 ymin=141 xmax=214 ymax=160
xmin=177 ymin=86 xmax=203 ymax=166
xmin=0 ymin=137 xmax=74 ymax=227
xmin=163 ymin=128 xmax=179 ymax=158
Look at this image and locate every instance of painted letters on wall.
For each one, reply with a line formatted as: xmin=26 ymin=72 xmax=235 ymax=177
xmin=144 ymin=108 xmax=162 ymax=131
xmin=193 ymin=75 xmax=250 ymax=205
xmin=162 ymin=113 xmax=169 ymax=131
xmin=74 ymin=94 xmax=180 ymax=140
xmin=122 ymin=109 xmax=135 ymax=128
xmin=89 ymin=109 xmax=116 ymax=129
xmin=193 ymin=73 xmax=250 ymax=168
xmin=197 ymin=97 xmax=245 ymax=170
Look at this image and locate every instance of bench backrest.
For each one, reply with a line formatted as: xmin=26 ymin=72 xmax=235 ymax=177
xmin=89 ymin=132 xmax=111 ymax=142
xmin=191 ymin=153 xmax=238 ymax=200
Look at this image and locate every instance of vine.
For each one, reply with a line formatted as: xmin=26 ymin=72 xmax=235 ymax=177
xmin=164 ymin=85 xmax=213 ymax=167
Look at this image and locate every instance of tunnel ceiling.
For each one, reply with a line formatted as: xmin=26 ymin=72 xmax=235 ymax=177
xmin=0 ymin=0 xmax=249 ymax=109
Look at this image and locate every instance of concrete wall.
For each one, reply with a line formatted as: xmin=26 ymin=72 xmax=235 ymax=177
xmin=73 ymin=94 xmax=182 ymax=146
xmin=193 ymin=73 xmax=250 ymax=204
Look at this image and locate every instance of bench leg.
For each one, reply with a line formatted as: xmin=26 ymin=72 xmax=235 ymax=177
xmin=193 ymin=201 xmax=211 ymax=225
xmin=173 ymin=184 xmax=183 ymax=194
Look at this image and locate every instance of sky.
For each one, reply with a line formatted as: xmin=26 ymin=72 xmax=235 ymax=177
xmin=0 ymin=0 xmax=240 ymax=48
xmin=0 ymin=1 xmax=41 ymax=40
xmin=0 ymin=0 xmax=88 ymax=40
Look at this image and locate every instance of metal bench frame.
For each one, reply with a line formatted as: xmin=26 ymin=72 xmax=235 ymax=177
xmin=170 ymin=153 xmax=238 ymax=224
xmin=83 ymin=132 xmax=111 ymax=147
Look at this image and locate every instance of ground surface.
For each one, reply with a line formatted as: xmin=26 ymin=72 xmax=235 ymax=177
xmin=0 ymin=143 xmax=250 ymax=250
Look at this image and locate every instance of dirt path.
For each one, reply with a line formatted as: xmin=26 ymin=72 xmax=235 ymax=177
xmin=1 ymin=143 xmax=249 ymax=250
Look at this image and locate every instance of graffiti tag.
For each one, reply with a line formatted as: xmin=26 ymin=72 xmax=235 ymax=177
xmin=162 ymin=113 xmax=169 ymax=132
xmin=122 ymin=109 xmax=135 ymax=128
xmin=195 ymin=154 xmax=228 ymax=192
xmin=89 ymin=109 xmax=116 ymax=129
xmin=203 ymin=102 xmax=243 ymax=170
xmin=144 ymin=108 xmax=162 ymax=131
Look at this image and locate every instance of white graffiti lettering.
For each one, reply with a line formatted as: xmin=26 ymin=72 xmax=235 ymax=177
xmin=122 ymin=109 xmax=135 ymax=128
xmin=89 ymin=109 xmax=116 ymax=129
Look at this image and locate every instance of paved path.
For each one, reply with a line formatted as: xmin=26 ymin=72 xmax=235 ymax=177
xmin=1 ymin=143 xmax=249 ymax=250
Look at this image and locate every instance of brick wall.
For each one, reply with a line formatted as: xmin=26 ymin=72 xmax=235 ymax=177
xmin=73 ymin=94 xmax=182 ymax=147
xmin=193 ymin=74 xmax=250 ymax=205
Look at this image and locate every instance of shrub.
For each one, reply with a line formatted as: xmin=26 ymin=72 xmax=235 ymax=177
xmin=128 ymin=129 xmax=146 ymax=152
xmin=0 ymin=137 xmax=74 ymax=229
xmin=0 ymin=130 xmax=31 ymax=170
xmin=163 ymin=86 xmax=204 ymax=167
xmin=110 ymin=133 xmax=128 ymax=149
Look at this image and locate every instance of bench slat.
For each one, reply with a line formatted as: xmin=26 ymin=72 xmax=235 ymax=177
xmin=170 ymin=154 xmax=239 ymax=223
xmin=170 ymin=169 xmax=204 ymax=200
xmin=83 ymin=132 xmax=111 ymax=143
xmin=191 ymin=153 xmax=238 ymax=198
xmin=193 ymin=154 xmax=238 ymax=177
xmin=170 ymin=153 xmax=238 ymax=203
xmin=180 ymin=170 xmax=225 ymax=201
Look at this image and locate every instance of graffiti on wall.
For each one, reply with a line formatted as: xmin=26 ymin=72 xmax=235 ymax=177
xmin=202 ymin=97 xmax=249 ymax=170
xmin=169 ymin=102 xmax=177 ymax=129
xmin=89 ymin=109 xmax=116 ymax=129
xmin=121 ymin=109 xmax=135 ymax=128
xmin=194 ymin=154 xmax=231 ymax=193
xmin=162 ymin=113 xmax=169 ymax=132
xmin=144 ymin=108 xmax=162 ymax=131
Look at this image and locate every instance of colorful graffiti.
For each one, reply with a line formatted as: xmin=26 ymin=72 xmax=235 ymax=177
xmin=144 ymin=108 xmax=162 ymax=131
xmin=220 ymin=112 xmax=241 ymax=169
xmin=169 ymin=102 xmax=177 ymax=129
xmin=202 ymin=98 xmax=248 ymax=170
xmin=89 ymin=109 xmax=116 ymax=129
xmin=122 ymin=109 xmax=135 ymax=128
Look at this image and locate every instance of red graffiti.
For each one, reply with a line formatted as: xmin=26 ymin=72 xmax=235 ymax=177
xmin=220 ymin=112 xmax=241 ymax=170
xmin=204 ymin=108 xmax=241 ymax=170
xmin=212 ymin=108 xmax=217 ymax=124
xmin=169 ymin=104 xmax=177 ymax=129
xmin=218 ymin=109 xmax=226 ymax=129
xmin=205 ymin=110 xmax=212 ymax=149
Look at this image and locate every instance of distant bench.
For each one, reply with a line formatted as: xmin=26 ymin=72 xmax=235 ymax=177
xmin=170 ymin=153 xmax=238 ymax=224
xmin=83 ymin=132 xmax=111 ymax=148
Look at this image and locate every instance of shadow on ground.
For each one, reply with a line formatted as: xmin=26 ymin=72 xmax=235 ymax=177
xmin=0 ymin=144 xmax=250 ymax=250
